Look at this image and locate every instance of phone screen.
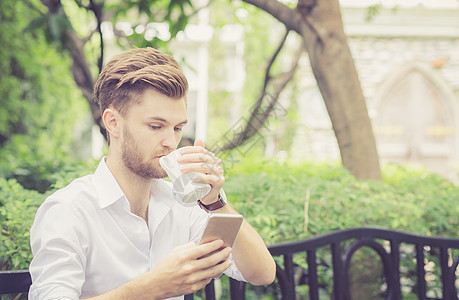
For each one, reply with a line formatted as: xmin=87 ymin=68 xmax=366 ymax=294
xmin=199 ymin=213 xmax=243 ymax=248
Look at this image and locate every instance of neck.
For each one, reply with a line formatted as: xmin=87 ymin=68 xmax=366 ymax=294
xmin=105 ymin=155 xmax=151 ymax=223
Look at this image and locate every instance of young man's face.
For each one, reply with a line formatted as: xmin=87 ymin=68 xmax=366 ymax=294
xmin=120 ymin=88 xmax=187 ymax=179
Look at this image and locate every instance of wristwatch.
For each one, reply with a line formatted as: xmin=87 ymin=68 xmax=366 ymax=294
xmin=198 ymin=190 xmax=227 ymax=212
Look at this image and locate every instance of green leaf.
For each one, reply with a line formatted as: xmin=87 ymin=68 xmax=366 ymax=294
xmin=23 ymin=15 xmax=48 ymax=33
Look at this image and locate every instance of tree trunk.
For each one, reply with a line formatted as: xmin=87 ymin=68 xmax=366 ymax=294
xmin=64 ymin=28 xmax=106 ymax=139
xmin=243 ymin=0 xmax=381 ymax=180
xmin=299 ymin=0 xmax=381 ymax=180
xmin=41 ymin=0 xmax=106 ymax=140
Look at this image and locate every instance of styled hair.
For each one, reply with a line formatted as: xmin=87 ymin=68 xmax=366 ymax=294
xmin=93 ymin=47 xmax=189 ymax=117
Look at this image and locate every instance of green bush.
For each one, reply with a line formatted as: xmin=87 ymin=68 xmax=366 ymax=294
xmin=224 ymin=156 xmax=459 ymax=245
xmin=0 ymin=160 xmax=96 ymax=271
xmin=0 ymin=178 xmax=45 ymax=270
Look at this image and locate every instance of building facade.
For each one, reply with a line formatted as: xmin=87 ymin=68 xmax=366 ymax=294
xmin=292 ymin=3 xmax=459 ymax=182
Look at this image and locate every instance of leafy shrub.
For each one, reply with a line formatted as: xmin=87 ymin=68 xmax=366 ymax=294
xmin=0 ymin=178 xmax=45 ymax=270
xmin=0 ymin=160 xmax=96 ymax=271
xmin=224 ymin=156 xmax=459 ymax=245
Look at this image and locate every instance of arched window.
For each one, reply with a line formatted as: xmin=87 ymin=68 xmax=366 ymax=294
xmin=372 ymin=63 xmax=458 ymax=175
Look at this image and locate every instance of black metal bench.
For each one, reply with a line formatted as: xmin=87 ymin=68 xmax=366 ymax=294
xmin=2 ymin=228 xmax=458 ymax=299
xmin=0 ymin=270 xmax=32 ymax=295
xmin=262 ymin=227 xmax=459 ymax=300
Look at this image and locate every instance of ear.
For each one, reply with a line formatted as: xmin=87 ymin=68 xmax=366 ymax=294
xmin=102 ymin=108 xmax=121 ymax=140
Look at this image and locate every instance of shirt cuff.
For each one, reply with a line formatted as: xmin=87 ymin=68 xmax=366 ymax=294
xmin=223 ymin=253 xmax=247 ymax=282
xmin=29 ymin=284 xmax=80 ymax=300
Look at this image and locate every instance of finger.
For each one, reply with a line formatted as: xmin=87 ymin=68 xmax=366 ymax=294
xmin=179 ymin=153 xmax=220 ymax=165
xmin=181 ymin=162 xmax=223 ymax=176
xmin=178 ymin=145 xmax=205 ymax=155
xmin=178 ymin=277 xmax=212 ymax=296
xmin=194 ymin=139 xmax=205 ymax=148
xmin=191 ymin=174 xmax=224 ymax=189
xmin=198 ymin=247 xmax=232 ymax=266
xmin=179 ymin=149 xmax=217 ymax=163
xmin=187 ymin=255 xmax=232 ymax=283
xmin=191 ymin=239 xmax=225 ymax=260
xmin=185 ymin=277 xmax=212 ymax=295
xmin=168 ymin=242 xmax=200 ymax=263
xmin=198 ymin=259 xmax=232 ymax=280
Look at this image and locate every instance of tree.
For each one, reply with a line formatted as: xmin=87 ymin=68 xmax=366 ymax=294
xmin=223 ymin=0 xmax=382 ymax=180
xmin=0 ymin=0 xmax=88 ymax=192
xmin=28 ymin=0 xmax=381 ymax=180
xmin=29 ymin=0 xmax=197 ymax=139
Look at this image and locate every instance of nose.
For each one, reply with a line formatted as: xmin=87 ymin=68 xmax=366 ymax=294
xmin=161 ymin=128 xmax=178 ymax=148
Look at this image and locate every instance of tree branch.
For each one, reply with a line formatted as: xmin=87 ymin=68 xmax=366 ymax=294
xmin=187 ymin=0 xmax=214 ymax=19
xmin=242 ymin=0 xmax=302 ymax=33
xmin=41 ymin=0 xmax=106 ymax=139
xmin=246 ymin=30 xmax=289 ymax=127
xmin=219 ymin=32 xmax=303 ymax=152
xmin=261 ymin=30 xmax=289 ymax=92
xmin=81 ymin=28 xmax=98 ymax=44
xmin=88 ymin=0 xmax=104 ymax=73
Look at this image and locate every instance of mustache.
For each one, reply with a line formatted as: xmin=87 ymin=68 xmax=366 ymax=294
xmin=155 ymin=149 xmax=174 ymax=157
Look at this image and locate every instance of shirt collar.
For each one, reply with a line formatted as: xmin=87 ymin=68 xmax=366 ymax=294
xmin=91 ymin=157 xmax=125 ymax=209
xmin=91 ymin=157 xmax=177 ymax=211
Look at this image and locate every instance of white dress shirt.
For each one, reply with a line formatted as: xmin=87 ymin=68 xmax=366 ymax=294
xmin=29 ymin=158 xmax=244 ymax=300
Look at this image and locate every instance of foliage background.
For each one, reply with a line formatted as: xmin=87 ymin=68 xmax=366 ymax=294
xmin=226 ymin=154 xmax=459 ymax=243
xmin=0 ymin=0 xmax=89 ymax=193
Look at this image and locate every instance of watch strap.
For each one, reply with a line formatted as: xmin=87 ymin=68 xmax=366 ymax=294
xmin=198 ymin=192 xmax=227 ymax=212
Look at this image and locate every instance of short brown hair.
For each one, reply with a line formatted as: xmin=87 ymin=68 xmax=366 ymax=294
xmin=93 ymin=47 xmax=189 ymax=117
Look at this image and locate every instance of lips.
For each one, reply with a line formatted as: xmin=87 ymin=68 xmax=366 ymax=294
xmin=155 ymin=152 xmax=171 ymax=159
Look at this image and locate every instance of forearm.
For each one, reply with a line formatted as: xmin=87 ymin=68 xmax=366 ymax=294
xmin=85 ymin=275 xmax=161 ymax=300
xmin=84 ymin=285 xmax=131 ymax=300
xmin=213 ymin=204 xmax=276 ymax=285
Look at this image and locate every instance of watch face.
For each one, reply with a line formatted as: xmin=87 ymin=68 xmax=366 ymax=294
xmin=219 ymin=189 xmax=228 ymax=204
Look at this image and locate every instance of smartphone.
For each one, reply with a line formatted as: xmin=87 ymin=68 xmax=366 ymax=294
xmin=199 ymin=213 xmax=243 ymax=248
xmin=199 ymin=213 xmax=243 ymax=278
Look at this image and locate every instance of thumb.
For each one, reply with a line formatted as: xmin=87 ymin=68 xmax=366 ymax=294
xmin=194 ymin=139 xmax=205 ymax=148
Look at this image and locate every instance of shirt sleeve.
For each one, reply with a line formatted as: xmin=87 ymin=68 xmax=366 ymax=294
xmin=187 ymin=201 xmax=247 ymax=283
xmin=29 ymin=197 xmax=89 ymax=300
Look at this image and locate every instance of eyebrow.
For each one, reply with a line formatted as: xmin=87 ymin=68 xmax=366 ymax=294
xmin=147 ymin=117 xmax=188 ymax=126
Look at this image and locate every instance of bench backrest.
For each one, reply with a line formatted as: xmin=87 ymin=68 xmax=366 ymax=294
xmin=262 ymin=227 xmax=459 ymax=300
xmin=0 ymin=270 xmax=31 ymax=295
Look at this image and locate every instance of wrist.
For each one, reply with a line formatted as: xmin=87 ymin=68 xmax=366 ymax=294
xmin=198 ymin=190 xmax=228 ymax=212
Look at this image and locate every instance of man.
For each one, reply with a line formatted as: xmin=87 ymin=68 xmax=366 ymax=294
xmin=29 ymin=47 xmax=276 ymax=299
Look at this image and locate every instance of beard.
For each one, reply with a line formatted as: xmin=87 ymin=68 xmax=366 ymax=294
xmin=121 ymin=126 xmax=171 ymax=179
